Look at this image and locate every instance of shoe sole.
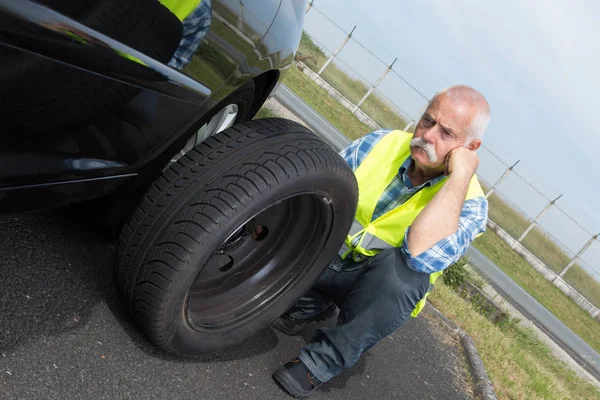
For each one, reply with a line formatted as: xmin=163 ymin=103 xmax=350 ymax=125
xmin=273 ymin=368 xmax=315 ymax=399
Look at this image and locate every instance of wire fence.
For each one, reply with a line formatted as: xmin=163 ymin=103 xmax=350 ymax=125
xmin=300 ymin=1 xmax=600 ymax=307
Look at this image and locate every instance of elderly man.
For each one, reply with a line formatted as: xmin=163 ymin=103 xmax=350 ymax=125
xmin=271 ymin=85 xmax=490 ymax=398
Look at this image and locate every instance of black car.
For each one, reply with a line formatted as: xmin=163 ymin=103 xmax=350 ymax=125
xmin=0 ymin=0 xmax=357 ymax=355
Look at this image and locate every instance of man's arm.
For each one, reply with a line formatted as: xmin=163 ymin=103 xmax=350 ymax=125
xmin=407 ymin=147 xmax=479 ymax=256
xmin=401 ymin=147 xmax=487 ymax=273
xmin=401 ymin=198 xmax=487 ymax=274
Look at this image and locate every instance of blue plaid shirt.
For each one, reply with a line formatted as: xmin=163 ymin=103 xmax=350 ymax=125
xmin=340 ymin=130 xmax=488 ymax=274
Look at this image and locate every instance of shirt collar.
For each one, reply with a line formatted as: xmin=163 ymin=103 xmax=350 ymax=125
xmin=399 ymin=157 xmax=447 ymax=189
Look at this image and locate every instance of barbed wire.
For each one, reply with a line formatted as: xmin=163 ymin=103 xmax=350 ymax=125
xmin=322 ymin=50 xmax=378 ymax=88
xmin=530 ymin=224 xmax=578 ymax=258
xmin=553 ymin=204 xmax=597 ymax=236
xmin=301 ymin=31 xmax=419 ymax=123
xmin=479 ymin=144 xmax=512 ymax=168
xmin=579 ymin=259 xmax=600 ymax=278
xmin=300 ymin=30 xmax=332 ymax=57
xmin=371 ymin=88 xmax=415 ymax=122
xmin=308 ymin=2 xmax=435 ymax=100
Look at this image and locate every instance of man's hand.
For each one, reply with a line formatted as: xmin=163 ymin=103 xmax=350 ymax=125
xmin=409 ymin=148 xmax=476 ymax=256
xmin=445 ymin=147 xmax=479 ymax=180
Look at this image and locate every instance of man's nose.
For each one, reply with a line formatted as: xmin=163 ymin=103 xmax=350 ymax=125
xmin=422 ymin=127 xmax=436 ymax=143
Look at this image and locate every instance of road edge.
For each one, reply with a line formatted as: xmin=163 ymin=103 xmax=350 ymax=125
xmin=425 ymin=304 xmax=497 ymax=400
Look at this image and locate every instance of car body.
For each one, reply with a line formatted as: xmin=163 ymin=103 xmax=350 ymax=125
xmin=0 ymin=0 xmax=305 ymax=215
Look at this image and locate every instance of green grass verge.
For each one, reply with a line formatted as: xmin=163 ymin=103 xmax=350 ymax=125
xmin=564 ymin=266 xmax=600 ymax=309
xmin=296 ymin=33 xmax=410 ymax=130
xmin=483 ymin=189 xmax=600 ymax=308
xmin=486 ymin=193 xmax=529 ymax=238
xmin=472 ymin=231 xmax=600 ymax=352
xmin=282 ymin=66 xmax=371 ymax=140
xmin=430 ymin=282 xmax=600 ymax=400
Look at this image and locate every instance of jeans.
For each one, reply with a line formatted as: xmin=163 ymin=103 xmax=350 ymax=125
xmin=288 ymin=248 xmax=430 ymax=383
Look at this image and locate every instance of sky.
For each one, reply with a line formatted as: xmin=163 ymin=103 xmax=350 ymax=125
xmin=301 ymin=0 xmax=600 ymax=273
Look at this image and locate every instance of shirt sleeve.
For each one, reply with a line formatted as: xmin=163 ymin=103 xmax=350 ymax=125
xmin=400 ymin=196 xmax=488 ymax=274
xmin=339 ymin=129 xmax=392 ymax=171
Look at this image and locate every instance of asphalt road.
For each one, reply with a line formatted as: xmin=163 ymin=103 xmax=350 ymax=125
xmin=0 ymin=207 xmax=473 ymax=398
xmin=273 ymin=83 xmax=600 ymax=380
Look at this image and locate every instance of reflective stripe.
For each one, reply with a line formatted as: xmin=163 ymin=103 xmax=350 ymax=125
xmin=338 ymin=242 xmax=351 ymax=258
xmin=348 ymin=219 xmax=364 ymax=236
xmin=359 ymin=232 xmax=395 ymax=252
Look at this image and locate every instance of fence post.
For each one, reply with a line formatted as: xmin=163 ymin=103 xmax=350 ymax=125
xmin=485 ymin=160 xmax=519 ymax=198
xmin=512 ymin=194 xmax=562 ymax=247
xmin=352 ymin=58 xmax=397 ymax=114
xmin=556 ymin=233 xmax=598 ymax=278
xmin=317 ymin=25 xmax=356 ymax=76
xmin=305 ymin=0 xmax=314 ymax=13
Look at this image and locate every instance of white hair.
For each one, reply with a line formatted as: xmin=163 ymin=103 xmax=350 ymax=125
xmin=429 ymin=85 xmax=490 ymax=142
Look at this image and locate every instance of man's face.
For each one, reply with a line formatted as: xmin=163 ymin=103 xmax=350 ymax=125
xmin=411 ymin=94 xmax=480 ymax=170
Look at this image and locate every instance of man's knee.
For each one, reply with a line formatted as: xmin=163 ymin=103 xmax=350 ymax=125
xmin=364 ymin=249 xmax=430 ymax=308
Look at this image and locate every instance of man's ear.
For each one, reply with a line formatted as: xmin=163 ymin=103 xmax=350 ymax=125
xmin=467 ymin=139 xmax=482 ymax=151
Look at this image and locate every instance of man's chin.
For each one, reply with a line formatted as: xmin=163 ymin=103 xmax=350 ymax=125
xmin=412 ymin=156 xmax=445 ymax=173
xmin=411 ymin=149 xmax=437 ymax=167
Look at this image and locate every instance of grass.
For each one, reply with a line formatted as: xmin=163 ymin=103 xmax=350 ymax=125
xmin=484 ymin=186 xmax=600 ymax=308
xmin=485 ymin=192 xmax=529 ymax=239
xmin=296 ymin=33 xmax=410 ymax=130
xmin=487 ymin=190 xmax=577 ymax=277
xmin=564 ymin=266 xmax=600 ymax=309
xmin=429 ymin=282 xmax=600 ymax=400
xmin=472 ymin=230 xmax=600 ymax=352
xmin=282 ymin=66 xmax=371 ymax=140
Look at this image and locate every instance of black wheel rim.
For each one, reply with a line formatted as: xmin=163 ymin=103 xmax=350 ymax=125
xmin=185 ymin=193 xmax=334 ymax=332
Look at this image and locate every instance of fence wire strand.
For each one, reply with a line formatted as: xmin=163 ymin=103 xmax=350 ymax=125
xmin=309 ymin=3 xmax=435 ymax=100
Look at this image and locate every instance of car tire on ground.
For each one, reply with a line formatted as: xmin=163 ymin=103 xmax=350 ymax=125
xmin=114 ymin=118 xmax=358 ymax=355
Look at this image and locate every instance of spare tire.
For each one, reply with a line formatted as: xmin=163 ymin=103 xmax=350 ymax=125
xmin=114 ymin=118 xmax=358 ymax=355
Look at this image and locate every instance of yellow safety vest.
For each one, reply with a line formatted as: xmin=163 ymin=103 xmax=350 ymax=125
xmin=338 ymin=130 xmax=484 ymax=317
